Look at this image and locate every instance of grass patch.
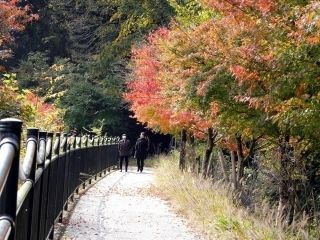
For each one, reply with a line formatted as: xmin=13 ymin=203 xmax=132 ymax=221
xmin=153 ymin=153 xmax=316 ymax=240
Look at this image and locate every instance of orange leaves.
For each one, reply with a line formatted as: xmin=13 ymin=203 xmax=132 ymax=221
xmin=202 ymin=0 xmax=275 ymax=15
xmin=209 ymin=102 xmax=219 ymax=117
xmin=0 ymin=0 xmax=38 ymax=70
xmin=0 ymin=0 xmax=38 ymax=44
xmin=146 ymin=27 xmax=170 ymax=44
xmin=292 ymin=1 xmax=320 ymax=45
xmin=25 ymin=92 xmax=54 ymax=115
xmin=24 ymin=92 xmax=64 ymax=132
xmin=229 ymin=65 xmax=260 ymax=91
xmin=0 ymin=74 xmax=64 ymax=131
xmin=126 ymin=0 xmax=320 ymax=145
xmin=125 ymin=26 xmax=214 ymax=134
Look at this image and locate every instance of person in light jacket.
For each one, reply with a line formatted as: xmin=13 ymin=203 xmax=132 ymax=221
xmin=135 ymin=132 xmax=149 ymax=172
xmin=118 ymin=134 xmax=131 ymax=172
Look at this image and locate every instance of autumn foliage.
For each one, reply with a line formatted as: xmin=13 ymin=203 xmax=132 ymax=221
xmin=126 ymin=0 xmax=320 ymax=145
xmin=125 ymin=0 xmax=320 ymax=226
xmin=0 ymin=74 xmax=64 ymax=131
xmin=0 ymin=0 xmax=38 ymax=70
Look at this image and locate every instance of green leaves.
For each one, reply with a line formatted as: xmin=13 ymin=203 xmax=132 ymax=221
xmin=168 ymin=0 xmax=214 ymax=27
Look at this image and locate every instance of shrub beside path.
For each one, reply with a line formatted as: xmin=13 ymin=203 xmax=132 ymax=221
xmin=60 ymin=167 xmax=204 ymax=240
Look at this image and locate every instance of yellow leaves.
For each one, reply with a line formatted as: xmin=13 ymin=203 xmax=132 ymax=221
xmin=209 ymin=101 xmax=219 ymax=117
xmin=50 ymin=63 xmax=65 ymax=71
xmin=0 ymin=73 xmax=64 ymax=131
xmin=274 ymin=98 xmax=307 ymax=113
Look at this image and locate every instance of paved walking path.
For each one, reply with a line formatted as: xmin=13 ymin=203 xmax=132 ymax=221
xmin=60 ymin=167 xmax=204 ymax=240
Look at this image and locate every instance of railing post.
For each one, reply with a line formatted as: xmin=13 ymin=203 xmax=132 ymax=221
xmin=75 ymin=136 xmax=81 ymax=194
xmin=26 ymin=128 xmax=39 ymax=182
xmin=103 ymin=136 xmax=107 ymax=174
xmin=112 ymin=137 xmax=118 ymax=170
xmin=69 ymin=134 xmax=76 ymax=203
xmin=93 ymin=137 xmax=99 ymax=180
xmin=37 ymin=131 xmax=47 ymax=168
xmin=98 ymin=137 xmax=103 ymax=177
xmin=25 ymin=128 xmax=38 ymax=240
xmin=88 ymin=135 xmax=93 ymax=184
xmin=0 ymin=118 xmax=23 ymax=240
xmin=42 ymin=131 xmax=52 ymax=240
xmin=46 ymin=133 xmax=53 ymax=161
xmin=61 ymin=133 xmax=70 ymax=212
xmin=82 ymin=135 xmax=88 ymax=189
xmin=59 ymin=132 xmax=66 ymax=214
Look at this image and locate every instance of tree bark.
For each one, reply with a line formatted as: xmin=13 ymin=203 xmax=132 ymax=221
xmin=236 ymin=135 xmax=244 ymax=183
xmin=231 ymin=151 xmax=238 ymax=189
xmin=218 ymin=148 xmax=229 ymax=182
xmin=202 ymin=128 xmax=214 ymax=178
xmin=196 ymin=155 xmax=201 ymax=174
xmin=188 ymin=133 xmax=196 ymax=173
xmin=206 ymin=151 xmax=215 ymax=178
xmin=277 ymin=134 xmax=294 ymax=225
xmin=179 ymin=129 xmax=187 ymax=171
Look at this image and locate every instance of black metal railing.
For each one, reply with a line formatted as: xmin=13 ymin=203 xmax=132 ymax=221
xmin=0 ymin=118 xmax=119 ymax=240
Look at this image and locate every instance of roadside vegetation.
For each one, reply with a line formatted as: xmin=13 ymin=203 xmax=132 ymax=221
xmin=154 ymin=153 xmax=319 ymax=240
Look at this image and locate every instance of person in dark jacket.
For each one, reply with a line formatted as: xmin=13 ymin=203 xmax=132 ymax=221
xmin=118 ymin=134 xmax=131 ymax=172
xmin=135 ymin=132 xmax=149 ymax=172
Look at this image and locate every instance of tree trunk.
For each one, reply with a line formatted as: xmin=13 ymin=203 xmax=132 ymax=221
xmin=236 ymin=135 xmax=244 ymax=183
xmin=218 ymin=148 xmax=229 ymax=182
xmin=206 ymin=151 xmax=215 ymax=178
xmin=277 ymin=134 xmax=294 ymax=225
xmin=188 ymin=133 xmax=196 ymax=173
xmin=231 ymin=151 xmax=238 ymax=189
xmin=179 ymin=129 xmax=187 ymax=171
xmin=202 ymin=128 xmax=214 ymax=178
xmin=196 ymin=155 xmax=201 ymax=174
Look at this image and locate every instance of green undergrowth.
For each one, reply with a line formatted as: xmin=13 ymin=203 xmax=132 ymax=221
xmin=153 ymin=153 xmax=318 ymax=240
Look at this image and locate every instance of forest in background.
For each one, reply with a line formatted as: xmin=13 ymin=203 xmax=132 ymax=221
xmin=1 ymin=0 xmax=174 ymax=137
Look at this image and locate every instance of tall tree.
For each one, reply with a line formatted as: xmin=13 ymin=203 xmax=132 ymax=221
xmin=0 ymin=0 xmax=38 ymax=70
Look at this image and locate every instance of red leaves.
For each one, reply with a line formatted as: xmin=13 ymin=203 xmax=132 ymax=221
xmin=24 ymin=92 xmax=64 ymax=131
xmin=0 ymin=0 xmax=38 ymax=65
xmin=126 ymin=0 xmax=320 ymax=147
xmin=292 ymin=2 xmax=320 ymax=45
xmin=229 ymin=65 xmax=259 ymax=87
xmin=146 ymin=27 xmax=170 ymax=44
xmin=25 ymin=92 xmax=54 ymax=115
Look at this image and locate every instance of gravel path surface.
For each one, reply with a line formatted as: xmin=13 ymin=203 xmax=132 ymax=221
xmin=61 ymin=167 xmax=204 ymax=240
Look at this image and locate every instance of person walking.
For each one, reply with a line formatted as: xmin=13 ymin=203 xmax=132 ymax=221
xmin=135 ymin=132 xmax=149 ymax=172
xmin=118 ymin=134 xmax=131 ymax=172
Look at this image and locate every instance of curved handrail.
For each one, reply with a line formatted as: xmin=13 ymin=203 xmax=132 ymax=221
xmin=76 ymin=136 xmax=81 ymax=148
xmin=37 ymin=132 xmax=46 ymax=165
xmin=0 ymin=118 xmax=119 ymax=240
xmin=19 ymin=138 xmax=36 ymax=181
xmin=88 ymin=136 xmax=94 ymax=146
xmin=46 ymin=133 xmax=53 ymax=159
xmin=0 ymin=219 xmax=11 ymax=240
xmin=0 ymin=138 xmax=18 ymax=195
xmin=16 ymin=181 xmax=32 ymax=214
xmin=53 ymin=134 xmax=61 ymax=156
xmin=82 ymin=135 xmax=88 ymax=148
xmin=20 ymin=129 xmax=38 ymax=181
